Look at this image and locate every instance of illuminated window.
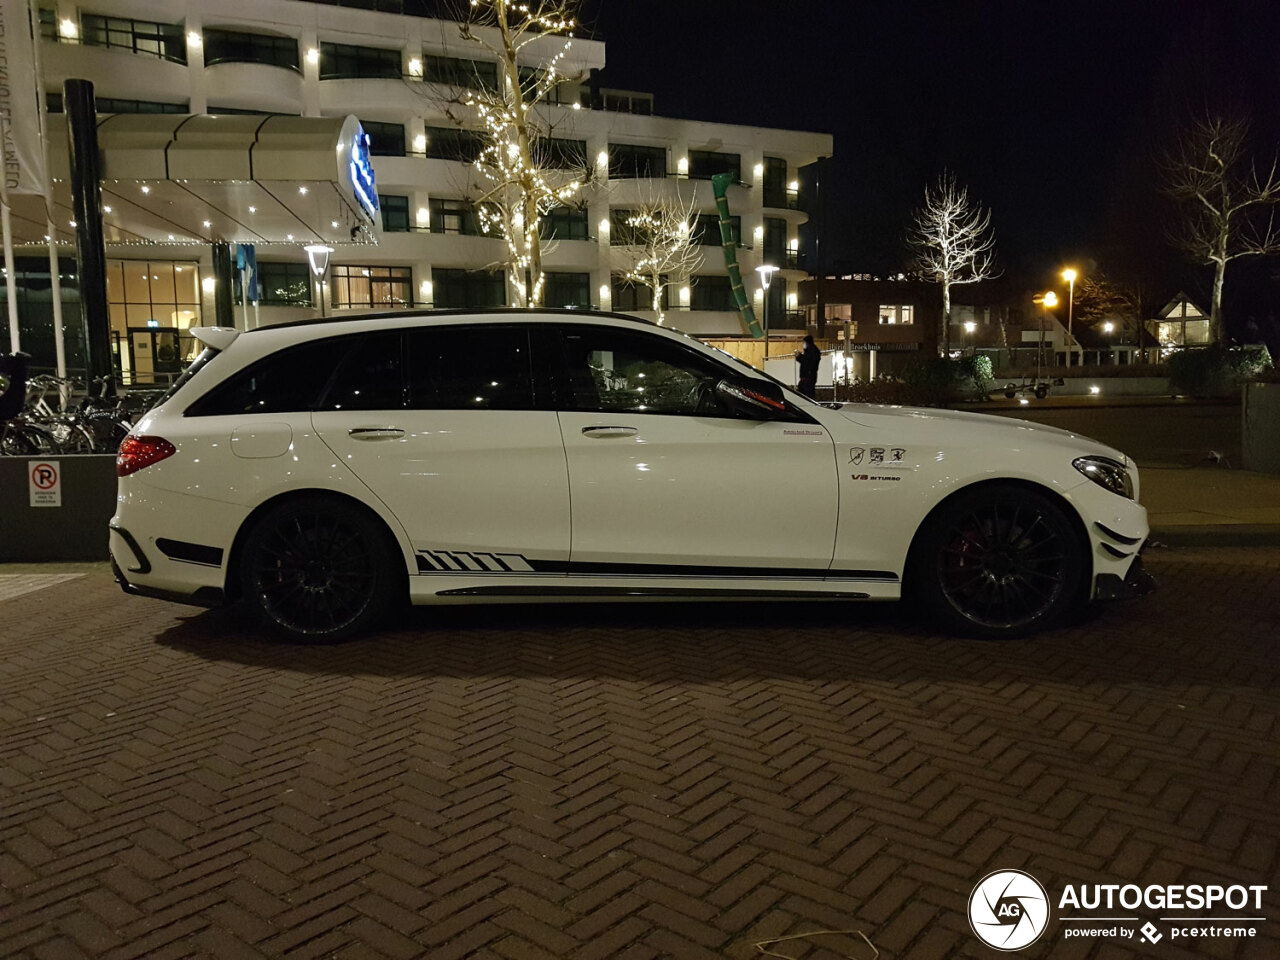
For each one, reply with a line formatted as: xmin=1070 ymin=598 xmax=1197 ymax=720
xmin=331 ymin=264 xmax=412 ymax=308
xmin=251 ymin=261 xmax=311 ymax=306
xmin=878 ymin=305 xmax=914 ymax=325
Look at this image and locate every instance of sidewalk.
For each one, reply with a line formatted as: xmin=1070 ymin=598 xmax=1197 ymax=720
xmin=1140 ymin=464 xmax=1280 ymax=544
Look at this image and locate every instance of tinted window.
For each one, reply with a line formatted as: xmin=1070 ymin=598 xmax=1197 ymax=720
xmin=407 ymin=325 xmax=533 ymax=410
xmin=184 ymin=339 xmax=349 ymax=416
xmin=558 ymin=326 xmax=729 ymax=416
xmin=318 ymin=332 xmax=404 ymax=411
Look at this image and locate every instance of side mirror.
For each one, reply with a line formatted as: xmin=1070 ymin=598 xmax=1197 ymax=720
xmin=715 ymin=378 xmax=789 ymax=419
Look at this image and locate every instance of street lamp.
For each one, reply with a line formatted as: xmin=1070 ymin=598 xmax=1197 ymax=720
xmin=756 ymin=263 xmax=777 ymax=371
xmin=964 ymin=320 xmax=976 ymax=354
xmin=304 ymin=245 xmax=334 ymax=318
xmin=1062 ymin=268 xmax=1077 ymax=368
xmin=1032 ymin=291 xmax=1058 ymax=378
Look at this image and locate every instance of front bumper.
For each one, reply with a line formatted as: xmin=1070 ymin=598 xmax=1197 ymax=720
xmin=1093 ymin=551 xmax=1157 ymax=601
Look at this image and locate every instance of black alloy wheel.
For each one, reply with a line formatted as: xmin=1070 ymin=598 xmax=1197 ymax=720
xmin=241 ymin=496 xmax=402 ymax=641
xmin=913 ymin=485 xmax=1084 ymax=638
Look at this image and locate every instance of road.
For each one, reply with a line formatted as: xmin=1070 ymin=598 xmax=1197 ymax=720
xmin=2 ymin=534 xmax=1278 ymax=958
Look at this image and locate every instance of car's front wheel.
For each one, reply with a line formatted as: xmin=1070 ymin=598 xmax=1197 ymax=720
xmin=239 ymin=495 xmax=403 ymax=641
xmin=910 ymin=485 xmax=1086 ymax=638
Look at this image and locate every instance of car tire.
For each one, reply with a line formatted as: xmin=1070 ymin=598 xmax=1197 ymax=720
xmin=909 ymin=484 xmax=1086 ymax=639
xmin=239 ymin=495 xmax=404 ymax=642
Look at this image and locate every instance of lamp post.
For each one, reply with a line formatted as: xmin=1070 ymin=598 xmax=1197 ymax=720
xmin=1062 ymin=268 xmax=1077 ymax=368
xmin=964 ymin=320 xmax=976 ymax=354
xmin=1032 ymin=291 xmax=1058 ymax=378
xmin=304 ymin=245 xmax=334 ymax=318
xmin=756 ymin=263 xmax=777 ymax=372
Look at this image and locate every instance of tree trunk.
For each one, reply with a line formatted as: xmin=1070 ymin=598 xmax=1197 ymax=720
xmin=1211 ymin=254 xmax=1227 ymax=344
xmin=942 ymin=280 xmax=952 ymax=356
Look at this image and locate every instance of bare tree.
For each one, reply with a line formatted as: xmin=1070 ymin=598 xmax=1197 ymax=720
xmin=614 ymin=190 xmax=704 ymax=323
xmin=907 ymin=172 xmax=1001 ymax=355
xmin=442 ymin=0 xmax=588 ymax=307
xmin=1163 ymin=112 xmax=1280 ymax=342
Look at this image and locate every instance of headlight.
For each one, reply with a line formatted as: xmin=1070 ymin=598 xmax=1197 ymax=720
xmin=1073 ymin=456 xmax=1134 ymax=499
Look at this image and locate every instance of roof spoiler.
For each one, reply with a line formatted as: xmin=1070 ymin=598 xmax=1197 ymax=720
xmin=190 ymin=326 xmax=240 ymax=352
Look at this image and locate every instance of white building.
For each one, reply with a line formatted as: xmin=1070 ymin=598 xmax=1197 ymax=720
xmin=15 ymin=0 xmax=831 ymax=382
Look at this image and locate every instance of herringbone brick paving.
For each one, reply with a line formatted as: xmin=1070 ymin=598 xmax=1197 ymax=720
xmin=1 ymin=545 xmax=1277 ymax=959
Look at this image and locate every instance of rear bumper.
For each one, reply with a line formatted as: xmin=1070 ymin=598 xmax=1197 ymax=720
xmin=110 ymin=526 xmax=225 ymax=608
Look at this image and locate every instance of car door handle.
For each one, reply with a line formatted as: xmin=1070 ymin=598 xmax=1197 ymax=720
xmin=581 ymin=425 xmax=638 ymax=438
xmin=347 ymin=426 xmax=405 ymax=440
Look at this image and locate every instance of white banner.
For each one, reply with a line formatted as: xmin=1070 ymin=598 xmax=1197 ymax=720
xmin=0 ymin=0 xmax=46 ymax=196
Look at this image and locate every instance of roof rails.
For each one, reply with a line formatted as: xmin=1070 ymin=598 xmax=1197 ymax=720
xmin=245 ymin=306 xmax=661 ymax=334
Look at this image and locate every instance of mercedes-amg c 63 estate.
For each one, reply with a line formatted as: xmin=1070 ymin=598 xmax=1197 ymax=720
xmin=111 ymin=310 xmax=1152 ymax=641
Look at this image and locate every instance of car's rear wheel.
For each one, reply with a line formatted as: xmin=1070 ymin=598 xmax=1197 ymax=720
xmin=240 ymin=496 xmax=402 ymax=641
xmin=911 ymin=485 xmax=1085 ymax=638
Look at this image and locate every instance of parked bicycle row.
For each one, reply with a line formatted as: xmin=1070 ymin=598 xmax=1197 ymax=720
xmin=1 ymin=354 xmax=161 ymax=456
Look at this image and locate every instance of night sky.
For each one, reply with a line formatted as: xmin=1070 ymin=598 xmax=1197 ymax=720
xmin=586 ymin=0 xmax=1280 ymax=295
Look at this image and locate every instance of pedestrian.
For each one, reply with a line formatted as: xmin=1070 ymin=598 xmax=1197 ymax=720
xmin=796 ymin=335 xmax=820 ymax=399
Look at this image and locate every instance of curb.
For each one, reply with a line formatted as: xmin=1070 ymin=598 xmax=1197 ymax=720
xmin=1148 ymin=524 xmax=1280 ymax=548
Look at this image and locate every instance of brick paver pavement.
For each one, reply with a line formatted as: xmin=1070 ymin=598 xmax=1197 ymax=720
xmin=1 ymin=545 xmax=1278 ymax=959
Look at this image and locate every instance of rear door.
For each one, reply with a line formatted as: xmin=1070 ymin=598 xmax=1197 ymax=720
xmin=312 ymin=324 xmax=571 ymax=571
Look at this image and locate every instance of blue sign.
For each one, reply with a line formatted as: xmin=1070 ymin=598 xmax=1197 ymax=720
xmin=349 ymin=126 xmax=379 ymax=223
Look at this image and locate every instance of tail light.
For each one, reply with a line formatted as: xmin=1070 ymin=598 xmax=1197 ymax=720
xmin=117 ymin=435 xmax=176 ymax=477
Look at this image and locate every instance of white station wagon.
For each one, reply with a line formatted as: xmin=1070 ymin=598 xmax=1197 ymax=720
xmin=111 ymin=310 xmax=1152 ymax=641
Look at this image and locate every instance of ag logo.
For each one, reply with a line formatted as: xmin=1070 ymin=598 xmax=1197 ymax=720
xmin=968 ymin=869 xmax=1050 ymax=951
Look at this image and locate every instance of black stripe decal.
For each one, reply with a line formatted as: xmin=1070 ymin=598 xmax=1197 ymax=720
xmin=411 ymin=552 xmax=896 ymax=582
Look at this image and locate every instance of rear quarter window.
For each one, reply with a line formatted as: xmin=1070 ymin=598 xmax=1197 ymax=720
xmin=184 ymin=338 xmax=350 ymax=416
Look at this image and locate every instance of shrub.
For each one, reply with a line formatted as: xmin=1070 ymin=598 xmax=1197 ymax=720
xmin=835 ymin=355 xmax=994 ymax=406
xmin=1166 ymin=345 xmax=1273 ymax=397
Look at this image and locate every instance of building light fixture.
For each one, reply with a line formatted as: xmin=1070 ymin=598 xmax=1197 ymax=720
xmin=187 ymin=31 xmax=201 ymax=47
xmin=59 ymin=18 xmax=77 ymax=38
xmin=306 ymin=48 xmax=319 ymax=65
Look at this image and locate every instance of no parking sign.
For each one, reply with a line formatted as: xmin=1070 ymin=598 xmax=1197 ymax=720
xmin=29 ymin=461 xmax=62 ymax=507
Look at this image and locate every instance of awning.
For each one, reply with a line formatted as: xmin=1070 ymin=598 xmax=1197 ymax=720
xmin=8 ymin=113 xmax=379 ymax=247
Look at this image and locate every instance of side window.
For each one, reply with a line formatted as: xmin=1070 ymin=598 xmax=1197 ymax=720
xmin=558 ymin=326 xmax=728 ymax=416
xmin=406 ymin=325 xmax=533 ymax=410
xmin=316 ymin=332 xmax=405 ymax=411
xmin=184 ymin=338 xmax=349 ymax=416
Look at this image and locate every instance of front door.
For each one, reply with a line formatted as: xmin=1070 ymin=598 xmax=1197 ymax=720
xmin=553 ymin=324 xmax=839 ymax=575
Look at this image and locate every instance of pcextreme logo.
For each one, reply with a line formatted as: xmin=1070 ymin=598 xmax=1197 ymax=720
xmin=968 ymin=870 xmax=1270 ymax=951
xmin=969 ymin=870 xmax=1050 ymax=951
